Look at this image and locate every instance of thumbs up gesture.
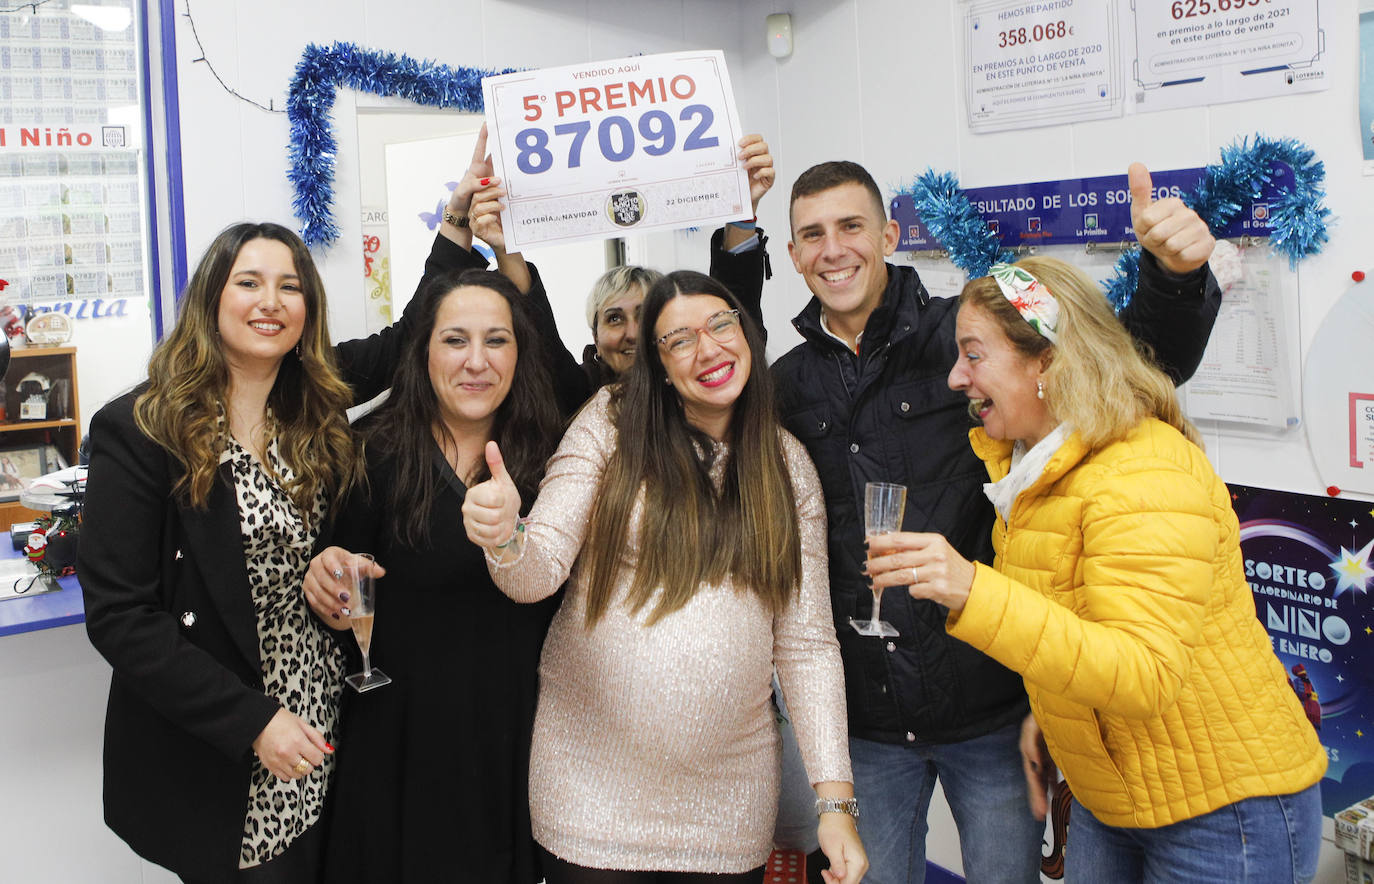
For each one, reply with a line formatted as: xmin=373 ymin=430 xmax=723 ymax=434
xmin=462 ymin=441 xmax=523 ymax=551
xmin=1129 ymin=162 xmax=1215 ymax=276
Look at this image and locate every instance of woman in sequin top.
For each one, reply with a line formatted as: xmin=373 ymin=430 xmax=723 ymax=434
xmin=464 ymin=271 xmax=867 ymax=884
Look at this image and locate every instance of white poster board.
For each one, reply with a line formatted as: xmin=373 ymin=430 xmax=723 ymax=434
xmin=1130 ymin=0 xmax=1328 ymax=112
xmin=1180 ymin=251 xmax=1300 ymax=431
xmin=481 ymin=50 xmax=750 ymax=250
xmin=965 ymin=0 xmax=1123 ymax=133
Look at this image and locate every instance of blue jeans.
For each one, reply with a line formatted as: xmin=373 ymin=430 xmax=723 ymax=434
xmin=1066 ymin=784 xmax=1322 ymax=883
xmin=850 ymin=722 xmax=1043 ymax=884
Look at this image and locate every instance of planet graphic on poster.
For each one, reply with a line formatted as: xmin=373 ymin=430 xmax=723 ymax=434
xmin=1324 ymin=616 xmax=1351 ymax=644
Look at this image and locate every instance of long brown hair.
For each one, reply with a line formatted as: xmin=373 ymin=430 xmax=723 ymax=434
xmin=577 ymin=271 xmax=801 ymax=627
xmin=959 ymin=256 xmax=1201 ymax=449
xmin=134 ymin=222 xmax=359 ymax=520
xmin=362 ymin=270 xmax=563 ymax=548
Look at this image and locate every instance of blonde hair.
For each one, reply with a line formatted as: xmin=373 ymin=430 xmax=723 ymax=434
xmin=134 ymin=223 xmax=360 ymax=520
xmin=959 ymin=256 xmax=1201 ymax=449
xmin=584 ymin=265 xmax=663 ymax=331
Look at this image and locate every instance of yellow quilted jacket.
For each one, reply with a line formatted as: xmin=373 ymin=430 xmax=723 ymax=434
xmin=947 ymin=418 xmax=1326 ymax=828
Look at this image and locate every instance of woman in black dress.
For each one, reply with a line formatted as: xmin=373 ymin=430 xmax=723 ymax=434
xmin=304 ymin=269 xmax=562 ymax=883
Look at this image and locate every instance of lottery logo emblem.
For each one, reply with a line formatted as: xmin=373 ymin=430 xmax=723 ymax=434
xmin=607 ymin=191 xmax=646 ymax=228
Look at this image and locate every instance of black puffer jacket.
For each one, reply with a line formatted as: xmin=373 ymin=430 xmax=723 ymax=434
xmin=772 ymin=253 xmax=1221 ymax=744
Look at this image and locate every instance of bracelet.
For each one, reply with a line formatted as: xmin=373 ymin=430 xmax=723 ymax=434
xmin=728 ymin=216 xmax=757 ymax=230
xmin=815 ymin=797 xmax=859 ymax=820
xmin=443 ymin=209 xmax=470 ymax=229
xmin=494 ymin=518 xmax=525 ymax=550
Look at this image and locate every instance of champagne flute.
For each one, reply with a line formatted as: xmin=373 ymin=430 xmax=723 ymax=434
xmin=344 ymin=552 xmax=392 ymax=692
xmin=850 ymin=482 xmax=905 ymax=637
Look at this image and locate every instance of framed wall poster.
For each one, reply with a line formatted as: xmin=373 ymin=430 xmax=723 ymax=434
xmin=0 ymin=443 xmax=54 ymax=501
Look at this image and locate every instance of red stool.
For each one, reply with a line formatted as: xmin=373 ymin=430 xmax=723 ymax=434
xmin=764 ymin=848 xmax=806 ymax=884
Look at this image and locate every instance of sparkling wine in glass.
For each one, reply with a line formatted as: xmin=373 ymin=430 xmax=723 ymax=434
xmin=850 ymin=482 xmax=905 ymax=638
xmin=344 ymin=552 xmax=391 ymax=692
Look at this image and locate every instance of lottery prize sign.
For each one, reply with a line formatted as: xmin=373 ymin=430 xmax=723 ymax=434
xmin=482 ymin=51 xmax=751 ymax=251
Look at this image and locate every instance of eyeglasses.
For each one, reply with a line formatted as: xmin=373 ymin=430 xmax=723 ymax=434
xmin=655 ymin=309 xmax=742 ymax=358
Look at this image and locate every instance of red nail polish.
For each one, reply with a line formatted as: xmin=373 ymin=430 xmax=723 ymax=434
xmin=479 ymin=177 xmax=491 ymax=186
xmin=325 ymin=742 xmax=335 ymax=752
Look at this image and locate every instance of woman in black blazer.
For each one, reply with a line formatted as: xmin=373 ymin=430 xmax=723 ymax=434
xmin=76 ymin=191 xmax=498 ymax=880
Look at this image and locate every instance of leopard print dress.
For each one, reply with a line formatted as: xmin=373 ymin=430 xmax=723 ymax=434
xmin=223 ymin=434 xmax=346 ymax=869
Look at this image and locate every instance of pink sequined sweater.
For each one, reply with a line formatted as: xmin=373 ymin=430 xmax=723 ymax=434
xmin=487 ymin=390 xmax=852 ymax=873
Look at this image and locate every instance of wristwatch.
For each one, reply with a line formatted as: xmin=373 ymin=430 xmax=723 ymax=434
xmin=815 ymin=797 xmax=859 ymax=820
xmin=442 ymin=209 xmax=469 ymax=228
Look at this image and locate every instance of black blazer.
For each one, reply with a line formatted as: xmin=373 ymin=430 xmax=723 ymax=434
xmin=78 ymin=235 xmax=478 ymax=881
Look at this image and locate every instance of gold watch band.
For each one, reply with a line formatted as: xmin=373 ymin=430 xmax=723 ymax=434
xmin=443 ymin=209 xmax=469 ymax=228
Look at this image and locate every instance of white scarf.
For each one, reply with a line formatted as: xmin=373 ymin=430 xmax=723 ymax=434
xmin=982 ymin=423 xmax=1073 ymax=523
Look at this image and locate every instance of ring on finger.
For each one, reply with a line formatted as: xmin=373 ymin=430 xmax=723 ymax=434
xmin=292 ymin=756 xmax=312 ymax=776
xmin=910 ymin=565 xmax=919 ymax=585
xmin=332 ymin=568 xmax=344 ymax=580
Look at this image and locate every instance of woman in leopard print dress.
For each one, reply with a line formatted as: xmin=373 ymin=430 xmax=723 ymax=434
xmin=78 ymin=210 xmax=485 ymax=883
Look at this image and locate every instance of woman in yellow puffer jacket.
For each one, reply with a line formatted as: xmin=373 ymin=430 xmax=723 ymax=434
xmin=866 ymin=255 xmax=1326 ymax=882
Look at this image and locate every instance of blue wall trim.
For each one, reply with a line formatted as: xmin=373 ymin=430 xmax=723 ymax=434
xmin=136 ymin=0 xmax=163 ymax=339
xmin=156 ymin=0 xmax=187 ymax=329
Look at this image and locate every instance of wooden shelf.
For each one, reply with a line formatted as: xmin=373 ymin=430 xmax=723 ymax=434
xmin=0 ymin=346 xmax=80 ymax=529
xmin=10 ymin=346 xmax=76 ymax=358
xmin=0 ymin=419 xmax=77 ymax=432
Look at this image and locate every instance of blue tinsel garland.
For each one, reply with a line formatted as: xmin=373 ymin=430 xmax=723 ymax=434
xmin=898 ymin=135 xmax=1329 ymax=312
xmin=287 ymin=43 xmax=516 ymax=247
xmin=902 ymin=170 xmax=1014 ymax=280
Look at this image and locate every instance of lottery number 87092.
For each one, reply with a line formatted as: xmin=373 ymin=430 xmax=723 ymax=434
xmin=513 ymin=105 xmax=720 ymax=175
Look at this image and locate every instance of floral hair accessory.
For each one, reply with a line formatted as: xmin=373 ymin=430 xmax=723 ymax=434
xmin=988 ymin=262 xmax=1059 ymax=344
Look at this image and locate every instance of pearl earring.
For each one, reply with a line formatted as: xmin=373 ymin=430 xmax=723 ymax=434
xmin=1036 ymin=379 xmax=1045 ymax=400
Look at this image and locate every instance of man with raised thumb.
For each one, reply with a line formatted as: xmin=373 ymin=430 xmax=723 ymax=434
xmin=1129 ymin=161 xmax=1215 ymax=276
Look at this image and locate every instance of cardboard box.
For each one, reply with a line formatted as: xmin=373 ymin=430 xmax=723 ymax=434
xmin=1336 ymin=799 xmax=1374 ymax=860
xmin=1346 ymin=851 xmax=1374 ymax=884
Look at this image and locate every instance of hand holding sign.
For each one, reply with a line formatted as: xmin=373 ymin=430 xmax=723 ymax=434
xmin=443 ymin=124 xmax=492 ymax=235
xmin=1129 ymin=162 xmax=1215 ymax=276
xmin=738 ymin=134 xmax=774 ymax=214
xmin=469 ymin=177 xmax=508 ymax=252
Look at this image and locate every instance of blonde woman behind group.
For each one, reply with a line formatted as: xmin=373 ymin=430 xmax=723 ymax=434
xmin=866 ymin=256 xmax=1325 ymax=883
